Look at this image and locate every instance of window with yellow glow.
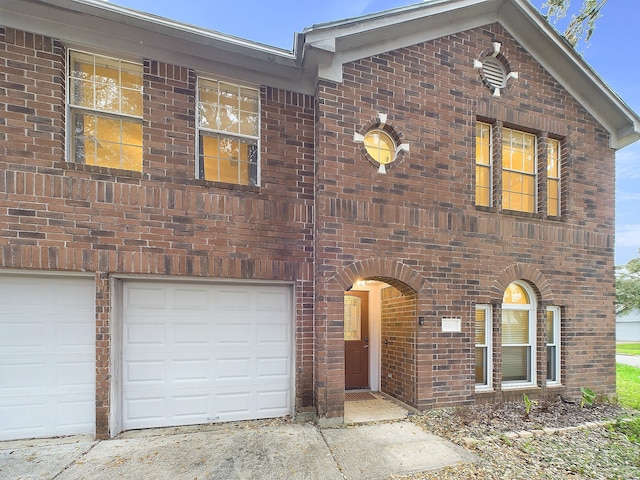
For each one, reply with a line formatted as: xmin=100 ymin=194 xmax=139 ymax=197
xmin=68 ymin=51 xmax=143 ymax=171
xmin=502 ymin=128 xmax=536 ymax=213
xmin=198 ymin=78 xmax=259 ymax=186
xmin=475 ymin=305 xmax=492 ymax=389
xmin=547 ymin=139 xmax=561 ymax=216
xmin=363 ymin=130 xmax=395 ymax=165
xmin=502 ymin=281 xmax=536 ymax=386
xmin=344 ymin=296 xmax=362 ymax=341
xmin=475 ymin=122 xmax=492 ymax=207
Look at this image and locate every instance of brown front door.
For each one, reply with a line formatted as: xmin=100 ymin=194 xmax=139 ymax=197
xmin=344 ymin=291 xmax=369 ymax=390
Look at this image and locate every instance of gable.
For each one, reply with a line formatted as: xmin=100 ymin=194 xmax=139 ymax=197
xmin=302 ymin=0 xmax=639 ymax=149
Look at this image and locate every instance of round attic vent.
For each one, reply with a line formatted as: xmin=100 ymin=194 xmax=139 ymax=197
xmin=481 ymin=57 xmax=507 ymax=89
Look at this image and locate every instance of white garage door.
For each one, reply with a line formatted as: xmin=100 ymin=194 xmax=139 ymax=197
xmin=122 ymin=281 xmax=292 ymax=430
xmin=0 ymin=275 xmax=95 ymax=441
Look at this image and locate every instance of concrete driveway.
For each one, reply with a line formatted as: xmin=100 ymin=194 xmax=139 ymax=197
xmin=1 ymin=419 xmax=476 ymax=480
xmin=617 ymin=354 xmax=640 ymax=368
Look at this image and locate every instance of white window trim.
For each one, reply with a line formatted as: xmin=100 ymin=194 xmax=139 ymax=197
xmin=547 ymin=138 xmax=561 ymax=216
xmin=546 ymin=306 xmax=561 ymax=385
xmin=475 ymin=304 xmax=493 ymax=391
xmin=501 ymin=281 xmax=537 ymax=389
xmin=66 ymin=50 xmax=144 ymax=166
xmin=475 ymin=121 xmax=493 ymax=207
xmin=501 ymin=127 xmax=538 ymax=214
xmin=195 ymin=76 xmax=261 ymax=186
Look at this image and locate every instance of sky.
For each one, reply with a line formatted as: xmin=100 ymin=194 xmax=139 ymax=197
xmin=107 ymin=0 xmax=640 ymax=265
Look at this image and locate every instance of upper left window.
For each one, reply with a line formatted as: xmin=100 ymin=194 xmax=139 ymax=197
xmin=68 ymin=51 xmax=143 ymax=171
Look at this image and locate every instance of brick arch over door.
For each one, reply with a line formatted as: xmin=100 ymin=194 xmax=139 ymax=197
xmin=490 ymin=263 xmax=555 ymax=304
xmin=331 ymin=258 xmax=434 ymax=315
xmin=316 ymin=258 xmax=435 ymax=416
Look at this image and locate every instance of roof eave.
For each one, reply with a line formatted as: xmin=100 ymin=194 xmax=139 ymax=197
xmin=498 ymin=0 xmax=640 ymax=149
xmin=0 ymin=0 xmax=313 ymax=93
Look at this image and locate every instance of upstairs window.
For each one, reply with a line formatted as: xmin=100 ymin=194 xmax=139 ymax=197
xmin=547 ymin=139 xmax=561 ymax=216
xmin=68 ymin=51 xmax=143 ymax=171
xmin=502 ymin=128 xmax=536 ymax=213
xmin=197 ymin=78 xmax=259 ymax=186
xmin=475 ymin=121 xmax=564 ymax=217
xmin=475 ymin=122 xmax=492 ymax=207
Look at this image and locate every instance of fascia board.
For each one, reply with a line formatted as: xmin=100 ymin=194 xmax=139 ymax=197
xmin=499 ymin=0 xmax=640 ymax=149
xmin=304 ymin=0 xmax=498 ymax=83
xmin=0 ymin=0 xmax=313 ymax=94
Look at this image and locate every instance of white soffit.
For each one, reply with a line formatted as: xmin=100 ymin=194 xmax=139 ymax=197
xmin=0 ymin=0 xmax=308 ymax=93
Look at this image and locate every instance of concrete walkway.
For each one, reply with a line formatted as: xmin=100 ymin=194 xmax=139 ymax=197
xmin=0 ymin=419 xmax=476 ymax=480
xmin=617 ymin=354 xmax=640 ymax=368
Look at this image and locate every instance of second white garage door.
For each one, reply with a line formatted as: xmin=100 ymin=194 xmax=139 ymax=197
xmin=122 ymin=281 xmax=292 ymax=430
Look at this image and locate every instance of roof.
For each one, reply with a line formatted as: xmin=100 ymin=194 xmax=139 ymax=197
xmin=1 ymin=0 xmax=638 ymax=148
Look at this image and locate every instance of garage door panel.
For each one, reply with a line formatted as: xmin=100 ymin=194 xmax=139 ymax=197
xmin=257 ymin=357 xmax=290 ymax=377
xmin=125 ymin=322 xmax=166 ymax=345
xmin=174 ymin=287 xmax=210 ymax=308
xmin=257 ymin=323 xmax=289 ymax=344
xmin=173 ymin=359 xmax=210 ymax=381
xmin=57 ymin=361 xmax=94 ymax=387
xmin=215 ymin=323 xmax=251 ymax=344
xmin=0 ymin=393 xmax=95 ymax=439
xmin=174 ymin=323 xmax=210 ymax=344
xmin=125 ymin=286 xmax=167 ymax=309
xmin=0 ymin=275 xmax=95 ymax=441
xmin=256 ymin=290 xmax=290 ymax=311
xmin=0 ymin=361 xmax=46 ymax=389
xmin=126 ymin=360 xmax=165 ymax=383
xmin=122 ymin=281 xmax=292 ymax=430
xmin=217 ymin=290 xmax=251 ymax=310
xmin=57 ymin=321 xmax=95 ymax=348
xmin=0 ymin=322 xmax=45 ymax=348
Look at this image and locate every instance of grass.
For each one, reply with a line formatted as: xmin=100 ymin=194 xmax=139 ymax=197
xmin=617 ymin=342 xmax=640 ymax=356
xmin=616 ymin=363 xmax=640 ymax=410
xmin=610 ymin=416 xmax=640 ymax=444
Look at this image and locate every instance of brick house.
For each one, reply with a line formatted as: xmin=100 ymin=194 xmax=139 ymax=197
xmin=1 ymin=0 xmax=638 ymax=440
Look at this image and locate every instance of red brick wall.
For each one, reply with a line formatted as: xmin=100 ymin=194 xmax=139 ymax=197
xmin=0 ymin=27 xmax=316 ymax=436
xmin=380 ymin=286 xmax=417 ymax=407
xmin=314 ymin=23 xmax=615 ymax=416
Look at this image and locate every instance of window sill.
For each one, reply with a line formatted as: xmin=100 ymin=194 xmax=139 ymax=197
xmin=58 ymin=161 xmax=144 ymax=180
xmin=475 ymin=386 xmax=494 ymax=393
xmin=56 ymin=162 xmax=261 ymax=193
xmin=499 ymin=209 xmax=543 ymax=220
xmin=501 ymin=383 xmax=538 ymax=390
xmin=193 ymin=178 xmax=260 ymax=193
xmin=474 ymin=205 xmax=497 ymax=213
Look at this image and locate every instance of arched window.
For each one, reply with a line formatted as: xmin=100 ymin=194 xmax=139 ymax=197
xmin=502 ymin=281 xmax=536 ymax=386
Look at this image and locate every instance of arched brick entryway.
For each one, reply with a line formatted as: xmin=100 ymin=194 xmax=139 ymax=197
xmin=314 ymin=259 xmax=434 ymax=426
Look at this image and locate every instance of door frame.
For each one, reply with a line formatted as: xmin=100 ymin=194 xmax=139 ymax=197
xmin=346 ymin=282 xmax=383 ymax=392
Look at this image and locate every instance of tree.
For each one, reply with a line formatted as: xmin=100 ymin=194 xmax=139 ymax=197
xmin=616 ymin=253 xmax=640 ymax=314
xmin=542 ymin=0 xmax=607 ymax=47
